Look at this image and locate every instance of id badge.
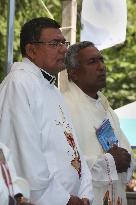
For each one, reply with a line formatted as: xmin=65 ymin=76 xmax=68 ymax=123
xmin=96 ymin=119 xmax=118 ymax=152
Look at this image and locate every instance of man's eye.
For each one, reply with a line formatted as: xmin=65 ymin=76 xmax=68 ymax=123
xmin=88 ymin=59 xmax=97 ymax=64
xmin=88 ymin=57 xmax=105 ymax=64
xmin=49 ymin=42 xmax=59 ymax=47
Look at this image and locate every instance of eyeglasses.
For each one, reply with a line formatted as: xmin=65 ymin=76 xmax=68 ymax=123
xmin=30 ymin=40 xmax=70 ymax=48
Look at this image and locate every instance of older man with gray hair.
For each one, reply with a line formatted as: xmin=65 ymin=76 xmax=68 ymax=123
xmin=63 ymin=41 xmax=133 ymax=205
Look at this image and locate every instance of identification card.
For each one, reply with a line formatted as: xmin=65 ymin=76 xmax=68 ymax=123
xmin=96 ymin=119 xmax=118 ymax=152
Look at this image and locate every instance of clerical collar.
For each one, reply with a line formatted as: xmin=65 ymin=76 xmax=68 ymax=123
xmin=40 ymin=69 xmax=56 ymax=84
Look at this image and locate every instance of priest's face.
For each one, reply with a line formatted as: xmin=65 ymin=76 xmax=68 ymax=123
xmin=27 ymin=28 xmax=68 ymax=75
xmin=72 ymin=46 xmax=106 ymax=97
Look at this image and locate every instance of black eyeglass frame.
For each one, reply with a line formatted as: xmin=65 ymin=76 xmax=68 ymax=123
xmin=29 ymin=40 xmax=70 ymax=48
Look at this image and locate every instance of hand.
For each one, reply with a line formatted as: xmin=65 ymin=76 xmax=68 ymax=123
xmin=108 ymin=145 xmax=131 ymax=173
xmin=14 ymin=193 xmax=35 ymax=205
xmin=82 ymin=198 xmax=90 ymax=205
xmin=67 ymin=195 xmax=84 ymax=205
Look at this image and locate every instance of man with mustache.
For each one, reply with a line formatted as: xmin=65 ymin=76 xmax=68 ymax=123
xmin=0 ymin=19 xmax=93 ymax=205
xmin=63 ymin=41 xmax=133 ymax=205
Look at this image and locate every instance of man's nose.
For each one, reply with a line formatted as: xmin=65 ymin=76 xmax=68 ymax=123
xmin=97 ymin=61 xmax=106 ymax=71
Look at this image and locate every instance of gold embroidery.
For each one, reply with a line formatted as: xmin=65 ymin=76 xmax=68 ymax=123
xmin=71 ymin=156 xmax=81 ymax=177
xmin=56 ymin=105 xmax=81 ymax=178
xmin=116 ymin=197 xmax=122 ymax=205
xmin=64 ymin=131 xmax=81 ymax=178
xmin=103 ymin=190 xmax=123 ymax=205
xmin=103 ymin=190 xmax=112 ymax=205
xmin=64 ymin=131 xmax=75 ymax=150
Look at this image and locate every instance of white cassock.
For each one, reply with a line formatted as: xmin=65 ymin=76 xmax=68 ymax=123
xmin=0 ymin=143 xmax=30 ymax=205
xmin=63 ymin=82 xmax=134 ymax=205
xmin=0 ymin=58 xmax=93 ymax=205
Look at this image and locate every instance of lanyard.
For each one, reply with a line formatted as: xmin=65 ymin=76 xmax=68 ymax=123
xmin=0 ymin=150 xmax=14 ymax=197
xmin=1 ymin=162 xmax=14 ymax=197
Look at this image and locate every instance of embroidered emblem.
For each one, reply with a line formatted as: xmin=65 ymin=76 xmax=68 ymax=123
xmin=64 ymin=131 xmax=75 ymax=149
xmin=103 ymin=188 xmax=122 ymax=205
xmin=116 ymin=197 xmax=122 ymax=205
xmin=104 ymin=156 xmax=112 ymax=185
xmin=103 ymin=190 xmax=112 ymax=205
xmin=64 ymin=131 xmax=81 ymax=178
xmin=56 ymin=105 xmax=81 ymax=178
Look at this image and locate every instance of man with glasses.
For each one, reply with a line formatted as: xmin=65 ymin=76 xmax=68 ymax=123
xmin=0 ymin=18 xmax=93 ymax=205
xmin=63 ymin=41 xmax=133 ymax=205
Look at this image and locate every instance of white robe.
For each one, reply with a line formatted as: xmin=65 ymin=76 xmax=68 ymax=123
xmin=0 ymin=143 xmax=30 ymax=205
xmin=0 ymin=59 xmax=93 ymax=205
xmin=63 ymin=81 xmax=133 ymax=205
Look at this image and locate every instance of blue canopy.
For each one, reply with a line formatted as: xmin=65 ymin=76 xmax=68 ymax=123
xmin=114 ymin=101 xmax=136 ymax=146
xmin=119 ymin=119 xmax=136 ymax=146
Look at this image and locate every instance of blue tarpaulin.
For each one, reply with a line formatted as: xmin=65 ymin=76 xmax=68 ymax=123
xmin=119 ymin=119 xmax=136 ymax=146
xmin=115 ymin=101 xmax=136 ymax=146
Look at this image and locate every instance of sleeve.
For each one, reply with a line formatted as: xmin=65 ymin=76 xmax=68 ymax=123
xmin=0 ymin=143 xmax=30 ymax=199
xmin=120 ymin=158 xmax=135 ymax=184
xmin=78 ymin=154 xmax=94 ymax=204
xmin=0 ymin=78 xmax=70 ymax=205
xmin=90 ymin=153 xmax=118 ymax=187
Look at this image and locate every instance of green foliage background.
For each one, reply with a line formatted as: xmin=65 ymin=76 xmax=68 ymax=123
xmin=0 ymin=0 xmax=136 ymax=109
xmin=102 ymin=0 xmax=136 ymax=109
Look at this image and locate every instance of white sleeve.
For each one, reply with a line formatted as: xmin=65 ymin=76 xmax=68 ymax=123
xmin=90 ymin=153 xmax=118 ymax=187
xmin=0 ymin=144 xmax=30 ymax=199
xmin=0 ymin=79 xmax=70 ymax=205
xmin=90 ymin=152 xmax=134 ymax=187
xmin=120 ymin=157 xmax=135 ymax=184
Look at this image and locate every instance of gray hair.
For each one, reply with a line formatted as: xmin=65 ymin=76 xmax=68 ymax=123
xmin=65 ymin=41 xmax=95 ymax=70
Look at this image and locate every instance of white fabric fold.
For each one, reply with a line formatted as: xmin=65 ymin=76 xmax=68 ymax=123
xmin=81 ymin=0 xmax=127 ymax=50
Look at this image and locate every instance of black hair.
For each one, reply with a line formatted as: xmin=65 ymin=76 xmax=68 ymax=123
xmin=20 ymin=17 xmax=60 ymax=56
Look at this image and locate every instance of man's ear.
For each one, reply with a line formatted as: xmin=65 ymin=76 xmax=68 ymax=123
xmin=25 ymin=44 xmax=37 ymax=60
xmin=67 ymin=69 xmax=78 ymax=82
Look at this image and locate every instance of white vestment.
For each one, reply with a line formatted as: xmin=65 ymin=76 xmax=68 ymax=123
xmin=0 ymin=59 xmax=93 ymax=205
xmin=0 ymin=143 xmax=30 ymax=205
xmin=63 ymin=82 xmax=133 ymax=205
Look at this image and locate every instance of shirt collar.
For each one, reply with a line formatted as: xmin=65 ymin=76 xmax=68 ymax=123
xmin=22 ymin=58 xmax=56 ymax=84
xmin=40 ymin=69 xmax=56 ymax=84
